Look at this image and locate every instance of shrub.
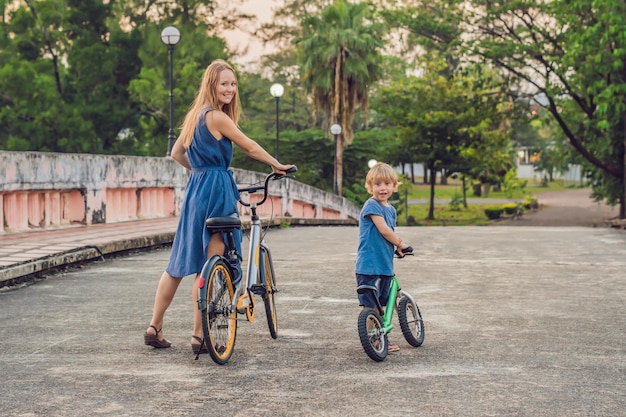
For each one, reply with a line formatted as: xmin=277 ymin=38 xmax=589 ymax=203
xmin=484 ymin=207 xmax=504 ymax=220
xmin=523 ymin=195 xmax=538 ymax=210
xmin=449 ymin=193 xmax=462 ymax=211
xmin=502 ymin=169 xmax=528 ymax=198
xmin=502 ymin=203 xmax=518 ymax=214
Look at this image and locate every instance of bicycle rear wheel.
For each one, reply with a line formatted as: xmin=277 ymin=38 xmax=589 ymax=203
xmin=260 ymin=245 xmax=278 ymax=339
xmin=202 ymin=258 xmax=237 ymax=365
xmin=357 ymin=308 xmax=388 ymax=361
xmin=397 ymin=296 xmax=424 ymax=347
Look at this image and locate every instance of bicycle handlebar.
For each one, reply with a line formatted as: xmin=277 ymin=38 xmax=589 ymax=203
xmin=395 ymin=246 xmax=414 ymax=258
xmin=238 ymin=166 xmax=297 ymax=207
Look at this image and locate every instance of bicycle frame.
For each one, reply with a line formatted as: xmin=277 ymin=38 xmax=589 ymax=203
xmin=225 ymin=169 xmax=292 ymax=320
xmin=369 ymin=275 xmax=419 ymax=335
xmin=232 ymin=200 xmax=264 ymax=321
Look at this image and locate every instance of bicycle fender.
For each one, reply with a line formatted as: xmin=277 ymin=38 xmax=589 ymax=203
xmin=197 ymin=255 xmax=226 ymax=311
xmin=398 ymin=289 xmax=417 ymax=306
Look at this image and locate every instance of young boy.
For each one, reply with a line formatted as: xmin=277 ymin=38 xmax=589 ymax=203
xmin=355 ymin=162 xmax=410 ymax=352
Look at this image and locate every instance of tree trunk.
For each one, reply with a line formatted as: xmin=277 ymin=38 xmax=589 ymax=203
xmin=462 ymin=175 xmax=468 ymax=209
xmin=441 ymin=169 xmax=448 ymax=185
xmin=337 ymin=134 xmax=344 ymax=196
xmin=427 ymin=168 xmax=436 ymax=220
xmin=622 ymin=106 xmax=626 ymax=219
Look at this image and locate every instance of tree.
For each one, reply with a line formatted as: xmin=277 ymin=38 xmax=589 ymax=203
xmin=374 ymin=58 xmax=513 ymax=219
xmin=1 ymin=0 xmax=143 ymax=154
xmin=466 ymin=0 xmax=626 ymax=218
xmin=295 ymin=0 xmax=385 ymax=195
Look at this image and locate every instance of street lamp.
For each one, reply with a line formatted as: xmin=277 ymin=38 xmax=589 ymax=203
xmin=330 ymin=124 xmax=342 ymax=195
xmin=160 ymin=26 xmax=180 ymax=157
xmin=270 ymin=83 xmax=284 ymax=161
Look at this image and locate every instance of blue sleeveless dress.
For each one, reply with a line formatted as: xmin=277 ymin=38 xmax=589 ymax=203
xmin=166 ymin=107 xmax=242 ymax=278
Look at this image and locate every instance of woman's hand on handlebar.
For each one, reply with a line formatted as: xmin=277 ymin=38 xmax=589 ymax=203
xmin=271 ymin=164 xmax=296 ymax=176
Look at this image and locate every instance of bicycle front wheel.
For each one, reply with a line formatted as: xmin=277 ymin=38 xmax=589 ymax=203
xmin=202 ymin=258 xmax=237 ymax=365
xmin=260 ymin=245 xmax=278 ymax=339
xmin=398 ymin=296 xmax=424 ymax=347
xmin=357 ymin=308 xmax=388 ymax=361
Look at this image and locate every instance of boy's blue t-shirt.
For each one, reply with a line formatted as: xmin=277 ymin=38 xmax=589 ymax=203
xmin=355 ymin=198 xmax=397 ymax=276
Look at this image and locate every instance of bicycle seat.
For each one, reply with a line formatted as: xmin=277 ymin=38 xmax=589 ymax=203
xmin=356 ymin=284 xmax=379 ymax=295
xmin=205 ymin=215 xmax=241 ymax=232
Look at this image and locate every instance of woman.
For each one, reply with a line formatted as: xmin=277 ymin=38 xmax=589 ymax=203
xmin=144 ymin=59 xmax=294 ymax=354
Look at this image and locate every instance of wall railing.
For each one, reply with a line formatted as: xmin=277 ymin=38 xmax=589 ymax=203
xmin=0 ymin=151 xmax=359 ymax=234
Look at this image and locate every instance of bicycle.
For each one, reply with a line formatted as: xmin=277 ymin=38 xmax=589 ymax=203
xmin=196 ymin=166 xmax=297 ymax=364
xmin=357 ymin=247 xmax=424 ymax=361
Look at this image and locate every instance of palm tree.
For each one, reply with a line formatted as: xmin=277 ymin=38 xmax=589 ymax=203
xmin=296 ymin=0 xmax=384 ymax=195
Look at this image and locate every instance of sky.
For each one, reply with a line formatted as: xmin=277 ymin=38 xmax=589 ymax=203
xmin=223 ymin=0 xmax=278 ymax=69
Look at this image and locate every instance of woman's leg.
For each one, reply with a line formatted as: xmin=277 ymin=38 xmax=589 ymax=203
xmin=191 ymin=233 xmax=226 ymax=343
xmin=146 ymin=271 xmax=183 ymax=340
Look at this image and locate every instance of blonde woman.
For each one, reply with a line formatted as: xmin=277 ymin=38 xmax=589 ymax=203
xmin=144 ymin=59 xmax=294 ymax=354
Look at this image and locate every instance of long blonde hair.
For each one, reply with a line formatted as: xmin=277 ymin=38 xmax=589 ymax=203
xmin=178 ymin=59 xmax=242 ymax=148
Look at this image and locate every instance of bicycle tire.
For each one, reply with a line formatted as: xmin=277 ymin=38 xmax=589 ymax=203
xmin=260 ymin=246 xmax=278 ymax=339
xmin=357 ymin=308 xmax=388 ymax=361
xmin=397 ymin=296 xmax=424 ymax=347
xmin=202 ymin=258 xmax=237 ymax=365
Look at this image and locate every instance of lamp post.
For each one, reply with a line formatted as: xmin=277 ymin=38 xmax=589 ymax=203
xmin=160 ymin=26 xmax=180 ymax=157
xmin=270 ymin=83 xmax=284 ymax=161
xmin=330 ymin=124 xmax=342 ymax=195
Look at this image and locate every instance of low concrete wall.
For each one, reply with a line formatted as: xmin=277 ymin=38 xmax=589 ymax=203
xmin=0 ymin=151 xmax=359 ymax=234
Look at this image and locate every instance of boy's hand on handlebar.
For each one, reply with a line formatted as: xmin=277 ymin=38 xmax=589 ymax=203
xmin=395 ymin=244 xmax=413 ymax=258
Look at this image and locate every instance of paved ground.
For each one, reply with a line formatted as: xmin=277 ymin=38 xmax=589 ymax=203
xmin=0 ymin=189 xmax=624 ymax=416
xmin=1 ymin=222 xmax=625 ymax=415
xmin=496 ymin=189 xmax=621 ymax=228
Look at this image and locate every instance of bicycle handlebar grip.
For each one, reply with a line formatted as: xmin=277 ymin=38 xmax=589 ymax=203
xmin=395 ymin=246 xmax=414 ymax=257
xmin=272 ymin=165 xmax=298 ymax=180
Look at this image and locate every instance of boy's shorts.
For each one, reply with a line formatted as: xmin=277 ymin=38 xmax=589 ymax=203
xmin=356 ymin=274 xmax=394 ymax=309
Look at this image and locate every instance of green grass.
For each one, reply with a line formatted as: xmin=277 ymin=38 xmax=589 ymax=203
xmin=406 ymin=178 xmax=574 ymax=200
xmin=397 ymin=179 xmax=588 ymax=226
xmin=399 ymin=204 xmax=497 ymax=226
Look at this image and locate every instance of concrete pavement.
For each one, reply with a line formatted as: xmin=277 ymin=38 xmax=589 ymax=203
xmin=1 ymin=225 xmax=625 ymax=416
xmin=0 ymin=216 xmax=355 ymax=288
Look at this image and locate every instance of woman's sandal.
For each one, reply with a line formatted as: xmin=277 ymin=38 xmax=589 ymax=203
xmin=388 ymin=344 xmax=400 ymax=353
xmin=144 ymin=325 xmax=171 ymax=348
xmin=191 ymin=335 xmax=208 ymax=354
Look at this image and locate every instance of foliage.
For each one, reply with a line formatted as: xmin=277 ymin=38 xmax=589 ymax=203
xmin=484 ymin=207 xmax=503 ymax=220
xmin=295 ymin=0 xmax=385 ymax=195
xmin=466 ymin=0 xmax=626 ymax=217
xmin=403 ymin=203 xmax=491 ymax=226
xmin=501 ymin=170 xmax=528 ymax=199
xmin=449 ymin=193 xmax=462 ymax=211
xmin=2 ymin=0 xmax=625 ymax=222
xmin=373 ymin=57 xmax=514 ymax=218
xmin=501 ymin=203 xmax=518 ymax=215
xmin=523 ymin=195 xmax=539 ymax=211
